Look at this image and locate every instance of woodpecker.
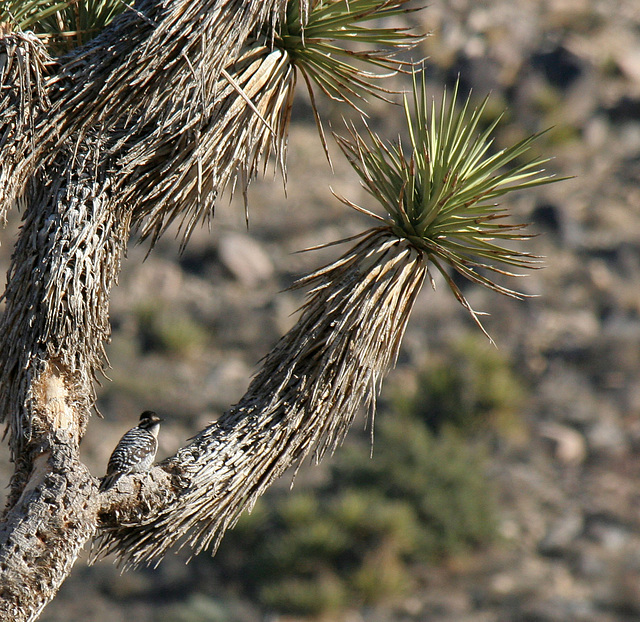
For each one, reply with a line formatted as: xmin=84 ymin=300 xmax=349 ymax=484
xmin=99 ymin=411 xmax=162 ymax=491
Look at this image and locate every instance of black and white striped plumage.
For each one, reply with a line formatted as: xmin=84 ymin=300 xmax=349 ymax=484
xmin=99 ymin=411 xmax=162 ymax=491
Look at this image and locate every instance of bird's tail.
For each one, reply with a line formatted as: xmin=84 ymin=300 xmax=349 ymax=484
xmin=99 ymin=473 xmax=121 ymax=492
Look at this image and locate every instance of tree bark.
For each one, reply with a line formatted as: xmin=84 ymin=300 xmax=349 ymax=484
xmin=0 ymin=433 xmax=96 ymax=621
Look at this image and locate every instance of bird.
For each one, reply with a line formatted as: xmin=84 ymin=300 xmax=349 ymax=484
xmin=99 ymin=411 xmax=162 ymax=491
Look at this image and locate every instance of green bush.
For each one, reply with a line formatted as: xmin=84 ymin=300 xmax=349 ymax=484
xmin=260 ymin=575 xmax=347 ymax=616
xmin=135 ymin=302 xmax=209 ymax=357
xmin=216 ymin=385 xmax=501 ymax=616
xmin=394 ymin=334 xmax=525 ymax=438
xmin=332 ymin=417 xmax=497 ymax=560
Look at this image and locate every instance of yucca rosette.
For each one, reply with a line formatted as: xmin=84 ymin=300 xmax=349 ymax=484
xmin=334 ymin=73 xmax=560 ymax=337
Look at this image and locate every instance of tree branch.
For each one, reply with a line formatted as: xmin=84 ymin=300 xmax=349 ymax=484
xmin=92 ymin=230 xmax=427 ymax=568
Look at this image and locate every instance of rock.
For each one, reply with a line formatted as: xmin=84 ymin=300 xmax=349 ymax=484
xmin=539 ymin=511 xmax=585 ymax=556
xmin=540 ymin=422 xmax=587 ymax=465
xmin=531 ymin=202 xmax=563 ymax=235
xmin=586 ymin=516 xmax=631 ymax=553
xmin=218 ymin=231 xmax=274 ymax=286
xmin=531 ymin=45 xmax=586 ymax=90
xmin=204 ymin=357 xmax=252 ymax=407
xmin=586 ymin=412 xmax=629 ymax=458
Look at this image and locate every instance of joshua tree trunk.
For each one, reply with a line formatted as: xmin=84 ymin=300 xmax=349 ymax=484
xmin=0 ymin=2 xmax=425 ymax=618
xmin=0 ymin=1 xmax=293 ymax=617
xmin=0 ymin=0 xmax=554 ymax=618
xmin=0 ymin=165 xmax=132 ymax=619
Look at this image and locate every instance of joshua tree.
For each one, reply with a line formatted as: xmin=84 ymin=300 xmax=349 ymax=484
xmin=0 ymin=1 xmax=557 ymax=619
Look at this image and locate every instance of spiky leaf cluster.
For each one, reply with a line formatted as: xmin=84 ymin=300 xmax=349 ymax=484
xmin=336 ymin=74 xmax=559 ymax=335
xmin=276 ymin=0 xmax=423 ymax=153
xmin=0 ymin=0 xmax=125 ymax=52
xmin=278 ymin=0 xmax=422 ymax=108
xmin=0 ymin=0 xmax=422 ymax=244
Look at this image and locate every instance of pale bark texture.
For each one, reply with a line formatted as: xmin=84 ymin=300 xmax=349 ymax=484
xmin=0 ymin=2 xmax=428 ymax=620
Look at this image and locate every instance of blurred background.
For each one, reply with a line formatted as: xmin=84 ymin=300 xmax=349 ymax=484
xmin=2 ymin=0 xmax=640 ymax=620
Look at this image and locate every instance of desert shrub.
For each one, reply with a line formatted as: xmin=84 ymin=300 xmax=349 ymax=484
xmin=216 ymin=381 xmax=502 ymax=616
xmin=332 ymin=416 xmax=497 ymax=560
xmin=135 ymin=303 xmax=209 ymax=357
xmin=393 ymin=334 xmax=526 ymax=438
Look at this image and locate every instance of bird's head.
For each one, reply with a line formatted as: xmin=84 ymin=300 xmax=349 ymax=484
xmin=138 ymin=410 xmax=162 ymax=434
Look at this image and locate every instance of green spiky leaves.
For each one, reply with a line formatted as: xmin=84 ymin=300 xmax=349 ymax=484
xmin=276 ymin=0 xmax=423 ymax=137
xmin=1 ymin=0 xmax=125 ymax=52
xmin=335 ymin=73 xmax=561 ymax=336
